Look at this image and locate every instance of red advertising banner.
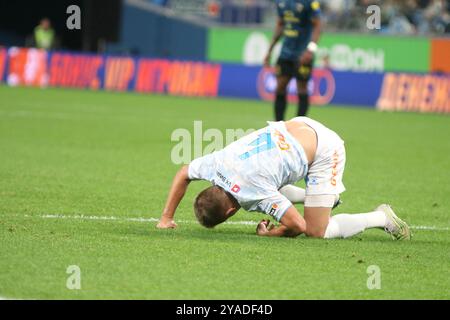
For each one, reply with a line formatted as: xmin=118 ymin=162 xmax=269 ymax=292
xmin=7 ymin=48 xmax=48 ymax=87
xmin=49 ymin=53 xmax=103 ymax=89
xmin=104 ymin=57 xmax=136 ymax=91
xmin=431 ymin=38 xmax=450 ymax=74
xmin=0 ymin=47 xmax=447 ymax=114
xmin=0 ymin=47 xmax=6 ymax=81
xmin=135 ymin=59 xmax=221 ymax=97
xmin=377 ymin=73 xmax=450 ymax=113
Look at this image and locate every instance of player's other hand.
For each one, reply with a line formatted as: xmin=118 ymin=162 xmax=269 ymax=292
xmin=256 ymin=219 xmax=274 ymax=236
xmin=263 ymin=52 xmax=271 ymax=67
xmin=157 ymin=216 xmax=178 ymax=229
xmin=300 ymin=50 xmax=313 ymax=65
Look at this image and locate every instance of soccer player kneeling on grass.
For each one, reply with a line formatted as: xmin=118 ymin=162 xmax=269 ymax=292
xmin=157 ymin=117 xmax=411 ymax=240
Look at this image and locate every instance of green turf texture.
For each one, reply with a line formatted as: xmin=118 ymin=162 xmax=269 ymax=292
xmin=0 ymin=85 xmax=449 ymax=300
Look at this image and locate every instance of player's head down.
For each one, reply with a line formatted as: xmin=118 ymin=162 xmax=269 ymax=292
xmin=194 ymin=186 xmax=239 ymax=228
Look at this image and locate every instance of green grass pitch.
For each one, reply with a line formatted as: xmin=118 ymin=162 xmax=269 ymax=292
xmin=0 ymin=85 xmax=449 ymax=299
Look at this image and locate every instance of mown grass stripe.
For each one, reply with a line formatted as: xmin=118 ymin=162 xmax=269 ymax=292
xmin=20 ymin=214 xmax=450 ymax=231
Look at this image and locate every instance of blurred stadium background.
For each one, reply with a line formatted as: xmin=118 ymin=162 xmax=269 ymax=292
xmin=0 ymin=0 xmax=448 ymax=113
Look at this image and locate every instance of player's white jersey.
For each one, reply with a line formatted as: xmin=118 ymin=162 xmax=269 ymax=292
xmin=188 ymin=120 xmax=309 ymax=221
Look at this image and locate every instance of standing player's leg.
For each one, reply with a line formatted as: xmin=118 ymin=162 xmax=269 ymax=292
xmin=296 ymin=61 xmax=313 ymax=116
xmin=274 ymin=59 xmax=293 ymax=121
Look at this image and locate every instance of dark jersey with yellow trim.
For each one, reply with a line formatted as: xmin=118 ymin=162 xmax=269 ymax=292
xmin=276 ymin=0 xmax=321 ymax=61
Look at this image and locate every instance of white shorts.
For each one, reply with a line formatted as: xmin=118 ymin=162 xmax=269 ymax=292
xmin=292 ymin=117 xmax=346 ymax=198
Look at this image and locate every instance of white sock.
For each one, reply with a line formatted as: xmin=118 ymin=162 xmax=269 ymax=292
xmin=324 ymin=211 xmax=386 ymax=239
xmin=279 ymin=185 xmax=305 ymax=204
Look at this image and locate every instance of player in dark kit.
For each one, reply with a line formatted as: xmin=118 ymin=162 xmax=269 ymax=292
xmin=264 ymin=0 xmax=322 ymax=121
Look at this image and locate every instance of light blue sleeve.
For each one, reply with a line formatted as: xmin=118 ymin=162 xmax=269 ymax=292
xmin=188 ymin=153 xmax=215 ymax=181
xmin=256 ymin=193 xmax=292 ymax=222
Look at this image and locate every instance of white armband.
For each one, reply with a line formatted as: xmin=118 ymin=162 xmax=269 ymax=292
xmin=307 ymin=41 xmax=318 ymax=53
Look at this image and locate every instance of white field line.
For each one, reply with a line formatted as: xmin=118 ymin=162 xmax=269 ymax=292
xmin=410 ymin=225 xmax=450 ymax=231
xmin=23 ymin=214 xmax=450 ymax=231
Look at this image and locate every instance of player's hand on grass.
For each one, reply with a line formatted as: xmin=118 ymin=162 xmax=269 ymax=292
xmin=300 ymin=50 xmax=314 ymax=65
xmin=157 ymin=216 xmax=178 ymax=229
xmin=256 ymin=219 xmax=274 ymax=236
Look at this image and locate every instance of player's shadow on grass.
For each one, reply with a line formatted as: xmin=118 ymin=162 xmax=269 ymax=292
xmin=106 ymin=222 xmax=420 ymax=244
xmin=149 ymin=230 xmax=407 ymax=247
xmin=160 ymin=226 xmax=259 ymax=241
xmin=118 ymin=223 xmax=275 ymax=243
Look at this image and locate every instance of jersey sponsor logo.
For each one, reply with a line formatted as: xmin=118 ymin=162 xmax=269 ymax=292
xmin=307 ymin=176 xmax=319 ymax=186
xmin=231 ymin=184 xmax=241 ymax=193
xmin=217 ymin=170 xmax=241 ymax=193
xmin=283 ymin=11 xmax=300 ymax=23
xmin=273 ymin=129 xmax=290 ymax=151
xmin=330 ymin=150 xmax=339 ymax=186
xmin=216 ymin=170 xmax=232 ymax=188
xmin=284 ymin=29 xmax=299 ymax=37
xmin=268 ymin=204 xmax=279 ymax=217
